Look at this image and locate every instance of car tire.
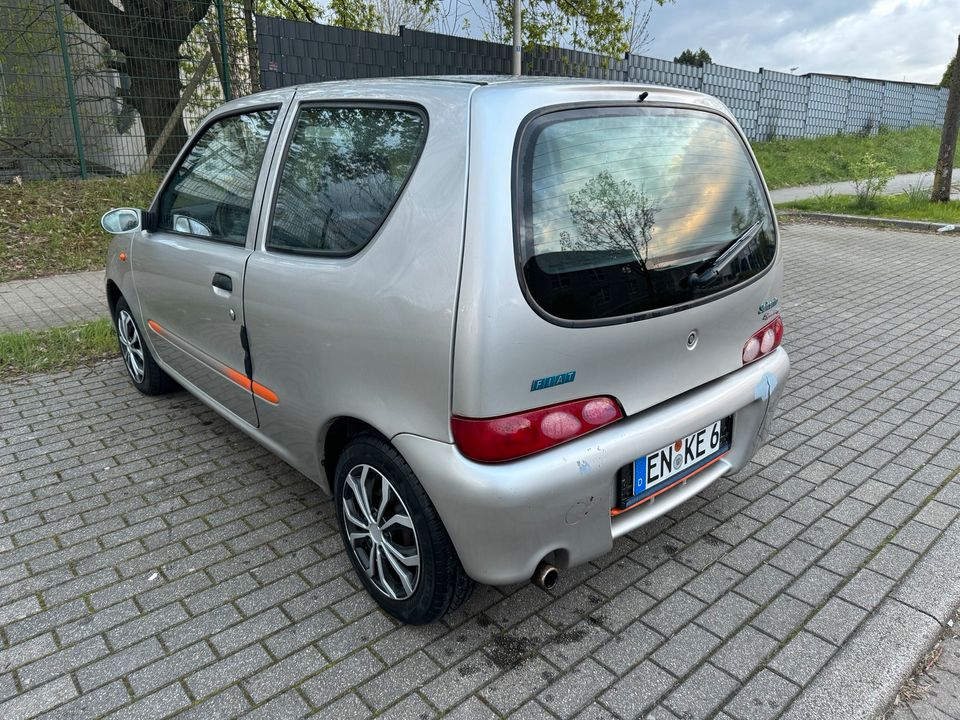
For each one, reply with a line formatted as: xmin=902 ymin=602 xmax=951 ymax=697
xmin=113 ymin=297 xmax=177 ymax=395
xmin=334 ymin=433 xmax=474 ymax=624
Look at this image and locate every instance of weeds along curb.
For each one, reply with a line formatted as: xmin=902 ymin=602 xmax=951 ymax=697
xmin=777 ymin=210 xmax=960 ymax=234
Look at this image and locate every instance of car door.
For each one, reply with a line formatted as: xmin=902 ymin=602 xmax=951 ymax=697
xmin=133 ymin=106 xmax=282 ymax=426
xmin=242 ymin=97 xmax=468 ymax=478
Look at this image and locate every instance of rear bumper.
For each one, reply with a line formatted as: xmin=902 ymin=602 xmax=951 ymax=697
xmin=393 ymin=347 xmax=789 ymax=585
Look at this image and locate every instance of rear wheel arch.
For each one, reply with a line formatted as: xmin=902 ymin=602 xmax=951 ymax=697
xmin=321 ymin=417 xmax=389 ymax=491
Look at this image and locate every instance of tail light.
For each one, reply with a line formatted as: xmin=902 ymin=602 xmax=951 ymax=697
xmin=743 ymin=315 xmax=783 ymax=364
xmin=452 ymin=396 xmax=623 ymax=463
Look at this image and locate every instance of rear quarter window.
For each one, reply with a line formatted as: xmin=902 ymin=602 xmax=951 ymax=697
xmin=268 ymin=105 xmax=427 ymax=256
xmin=517 ymin=106 xmax=777 ymax=324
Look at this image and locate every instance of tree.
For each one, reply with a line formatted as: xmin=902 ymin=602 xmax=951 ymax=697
xmin=942 ymin=56 xmax=954 ymax=88
xmin=560 ymin=170 xmax=659 ymax=295
xmin=674 ymin=47 xmax=711 ymax=67
xmin=470 ymin=0 xmax=672 ymax=61
xmin=328 ymin=0 xmax=438 ymax=33
xmin=932 ymin=34 xmax=960 ymax=203
xmin=624 ymin=0 xmax=655 ymax=55
xmin=63 ymin=0 xmax=214 ymax=168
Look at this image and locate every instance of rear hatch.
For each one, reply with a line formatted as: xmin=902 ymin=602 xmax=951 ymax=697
xmin=453 ymin=82 xmax=781 ymax=425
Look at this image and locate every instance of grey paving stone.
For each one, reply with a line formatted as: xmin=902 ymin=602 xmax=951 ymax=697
xmin=480 ymin=655 xmax=558 ymax=715
xmin=651 ymin=623 xmax=721 ymax=678
xmin=318 ymin=611 xmax=397 ymax=661
xmin=38 ymin=679 xmax=130 ymax=719
xmin=184 ymin=643 xmax=272 ymax=699
xmin=663 ymin=663 xmax=740 ymax=720
xmin=768 ymin=631 xmax=837 ymax=686
xmin=540 ymin=619 xmax=611 ymax=671
xmin=439 ymin=696 xmax=492 ymax=720
xmin=359 ymin=650 xmax=440 ymax=711
xmin=806 ymin=597 xmax=870 ymax=647
xmin=735 ymin=563 xmax=792 ymax=605
xmin=510 ymin=699 xmax=559 ymax=719
xmin=839 ymin=568 xmax=897 ymax=611
xmin=643 ymin=590 xmax=706 ymax=637
xmin=75 ymin=637 xmax=165 ymax=693
xmin=591 ymin=619 xmax=664 ymax=672
xmin=696 ymin=592 xmax=760 ymax=639
xmin=239 ymin=690 xmax=311 ymax=719
xmin=712 ymin=626 xmax=779 ymax=683
xmin=315 ymin=691 xmax=373 ymax=719
xmin=684 ymin=563 xmax=744 ymax=604
xmin=786 ymin=565 xmax=844 ymax=606
xmin=599 ymin=660 xmax=675 ymax=718
xmin=539 ymin=659 xmax=615 ymax=720
xmin=103 ymin=683 xmax=192 ymax=720
xmin=0 ymin=675 xmax=78 ymax=719
xmin=725 ymin=669 xmax=800 ymax=720
xmin=177 ymin=685 xmax=253 ymax=719
xmin=868 ymin=542 xmax=921 ymax=581
xmin=300 ymin=650 xmax=384 ymax=707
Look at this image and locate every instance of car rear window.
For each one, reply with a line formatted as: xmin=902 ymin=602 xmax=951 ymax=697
xmin=517 ymin=106 xmax=777 ymax=323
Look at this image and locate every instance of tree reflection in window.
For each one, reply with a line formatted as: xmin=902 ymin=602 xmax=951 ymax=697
xmin=269 ymin=107 xmax=426 ymax=255
xmin=559 ymin=170 xmax=660 ymax=296
xmin=731 ymin=183 xmax=765 ymax=235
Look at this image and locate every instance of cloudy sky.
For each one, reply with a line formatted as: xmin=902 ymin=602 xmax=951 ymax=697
xmin=643 ymin=0 xmax=954 ymax=84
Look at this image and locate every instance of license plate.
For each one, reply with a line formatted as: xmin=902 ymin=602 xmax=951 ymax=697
xmin=629 ymin=418 xmax=732 ymax=502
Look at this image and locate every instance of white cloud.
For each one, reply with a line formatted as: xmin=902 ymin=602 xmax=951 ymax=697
xmin=646 ymin=0 xmax=955 ymax=84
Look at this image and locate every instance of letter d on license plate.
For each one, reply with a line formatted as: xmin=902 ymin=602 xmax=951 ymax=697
xmin=633 ymin=419 xmax=729 ymax=497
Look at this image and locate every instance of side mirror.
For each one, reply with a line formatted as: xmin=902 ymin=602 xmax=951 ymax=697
xmin=101 ymin=208 xmax=143 ymax=234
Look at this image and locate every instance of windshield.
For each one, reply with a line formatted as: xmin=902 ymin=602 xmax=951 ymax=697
xmin=517 ymin=106 xmax=777 ymax=322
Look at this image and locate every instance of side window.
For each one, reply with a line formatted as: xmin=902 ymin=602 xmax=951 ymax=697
xmin=157 ymin=109 xmax=278 ymax=244
xmin=268 ymin=106 xmax=426 ymax=255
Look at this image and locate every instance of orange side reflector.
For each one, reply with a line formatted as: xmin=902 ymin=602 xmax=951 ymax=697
xmin=118 ymin=251 xmax=127 ymax=262
xmin=225 ymin=366 xmax=253 ymax=392
xmin=252 ymin=382 xmax=279 ymax=404
xmin=147 ymin=319 xmax=162 ymax=333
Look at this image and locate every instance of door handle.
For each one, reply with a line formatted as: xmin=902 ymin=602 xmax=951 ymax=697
xmin=212 ymin=273 xmax=233 ymax=292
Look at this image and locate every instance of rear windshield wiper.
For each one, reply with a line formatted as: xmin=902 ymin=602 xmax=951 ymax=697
xmin=688 ymin=220 xmax=764 ymax=289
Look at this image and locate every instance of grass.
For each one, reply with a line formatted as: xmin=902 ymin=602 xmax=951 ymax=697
xmin=751 ymin=125 xmax=941 ymax=189
xmin=777 ymin=192 xmax=960 ymax=224
xmin=0 ymin=318 xmax=117 ymax=379
xmin=0 ymin=174 xmax=158 ymax=282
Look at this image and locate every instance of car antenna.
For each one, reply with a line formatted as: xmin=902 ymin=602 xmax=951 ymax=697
xmin=638 ymin=91 xmax=648 ymax=102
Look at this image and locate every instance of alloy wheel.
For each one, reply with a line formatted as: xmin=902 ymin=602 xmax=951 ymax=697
xmin=342 ymin=463 xmax=421 ymax=600
xmin=117 ymin=309 xmax=145 ymax=383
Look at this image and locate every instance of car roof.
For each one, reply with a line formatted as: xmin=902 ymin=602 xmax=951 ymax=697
xmin=219 ymin=75 xmax=730 ymax=120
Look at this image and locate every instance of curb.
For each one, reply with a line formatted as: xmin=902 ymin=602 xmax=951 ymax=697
xmin=777 ymin=210 xmax=959 ymax=234
xmin=783 ymin=517 xmax=960 ymax=720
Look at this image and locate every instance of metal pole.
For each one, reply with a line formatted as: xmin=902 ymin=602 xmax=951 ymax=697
xmin=53 ymin=0 xmax=87 ymax=178
xmin=215 ymin=0 xmax=233 ymax=100
xmin=512 ymin=0 xmax=521 ymax=76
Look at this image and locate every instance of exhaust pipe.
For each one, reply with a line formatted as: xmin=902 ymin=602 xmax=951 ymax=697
xmin=532 ymin=561 xmax=559 ymax=591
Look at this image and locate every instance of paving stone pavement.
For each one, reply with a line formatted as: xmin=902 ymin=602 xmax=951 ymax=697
xmin=1 ymin=221 xmax=960 ymax=720
xmin=0 ymin=271 xmax=106 ymax=334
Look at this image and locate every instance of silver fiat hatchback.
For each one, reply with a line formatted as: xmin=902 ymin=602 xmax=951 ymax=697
xmin=102 ymin=76 xmax=789 ymax=623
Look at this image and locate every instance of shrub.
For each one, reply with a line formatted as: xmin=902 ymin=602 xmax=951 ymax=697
xmin=851 ymin=152 xmax=894 ymax=208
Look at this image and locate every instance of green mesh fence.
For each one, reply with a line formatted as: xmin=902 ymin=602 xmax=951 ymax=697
xmin=0 ymin=0 xmax=258 ymax=180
